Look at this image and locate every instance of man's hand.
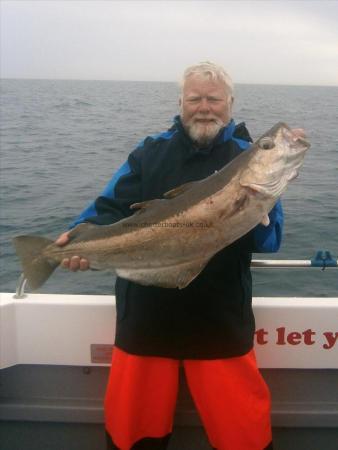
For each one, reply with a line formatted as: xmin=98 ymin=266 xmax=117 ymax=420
xmin=55 ymin=231 xmax=90 ymax=272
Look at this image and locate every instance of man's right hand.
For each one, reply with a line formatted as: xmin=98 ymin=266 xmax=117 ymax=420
xmin=55 ymin=231 xmax=90 ymax=272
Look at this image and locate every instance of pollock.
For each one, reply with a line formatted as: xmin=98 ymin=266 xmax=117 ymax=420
xmin=13 ymin=122 xmax=309 ymax=290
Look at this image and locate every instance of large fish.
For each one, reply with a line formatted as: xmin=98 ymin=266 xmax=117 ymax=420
xmin=13 ymin=122 xmax=309 ymax=290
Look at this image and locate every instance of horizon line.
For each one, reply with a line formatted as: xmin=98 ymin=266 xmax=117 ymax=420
xmin=1 ymin=77 xmax=337 ymax=88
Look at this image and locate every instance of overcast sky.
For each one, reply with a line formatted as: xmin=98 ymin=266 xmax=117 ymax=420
xmin=1 ymin=0 xmax=337 ymax=85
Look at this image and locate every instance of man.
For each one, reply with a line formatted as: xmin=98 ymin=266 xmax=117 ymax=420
xmin=57 ymin=62 xmax=284 ymax=450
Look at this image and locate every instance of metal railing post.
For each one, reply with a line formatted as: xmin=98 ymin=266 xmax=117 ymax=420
xmin=13 ymin=274 xmax=28 ymax=299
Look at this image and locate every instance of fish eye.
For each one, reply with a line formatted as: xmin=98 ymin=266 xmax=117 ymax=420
xmin=259 ymin=136 xmax=275 ymax=150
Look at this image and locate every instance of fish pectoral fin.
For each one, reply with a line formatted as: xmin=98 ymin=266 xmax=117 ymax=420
xmin=287 ymin=169 xmax=298 ymax=181
xmin=163 ymin=180 xmax=200 ymax=199
xmin=116 ymin=258 xmax=210 ymax=289
xmin=240 ymin=181 xmax=266 ymax=196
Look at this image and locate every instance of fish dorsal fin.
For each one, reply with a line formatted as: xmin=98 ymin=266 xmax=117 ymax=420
xmin=130 ymin=200 xmax=151 ymax=210
xmin=163 ymin=180 xmax=199 ymax=199
xmin=130 ymin=199 xmax=163 ymax=211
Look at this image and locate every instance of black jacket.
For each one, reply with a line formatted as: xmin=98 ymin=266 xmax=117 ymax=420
xmin=72 ymin=116 xmax=283 ymax=359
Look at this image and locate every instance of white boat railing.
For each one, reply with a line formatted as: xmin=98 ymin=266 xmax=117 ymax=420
xmin=252 ymin=250 xmax=337 ymax=269
xmin=14 ymin=274 xmax=28 ymax=299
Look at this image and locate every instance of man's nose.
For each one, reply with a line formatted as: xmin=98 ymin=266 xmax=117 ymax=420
xmin=198 ymin=97 xmax=211 ymax=113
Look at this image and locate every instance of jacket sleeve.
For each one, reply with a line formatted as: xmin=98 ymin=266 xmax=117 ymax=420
xmin=251 ymin=199 xmax=284 ymax=253
xmin=69 ymin=148 xmax=142 ymax=228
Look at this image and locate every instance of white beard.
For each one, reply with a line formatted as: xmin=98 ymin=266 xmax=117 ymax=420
xmin=185 ymin=119 xmax=224 ymax=147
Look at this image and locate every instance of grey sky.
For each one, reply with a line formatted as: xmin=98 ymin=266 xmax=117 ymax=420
xmin=1 ymin=0 xmax=337 ymax=85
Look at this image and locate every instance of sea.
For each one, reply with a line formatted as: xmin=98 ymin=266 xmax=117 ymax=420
xmin=1 ymin=79 xmax=337 ymax=297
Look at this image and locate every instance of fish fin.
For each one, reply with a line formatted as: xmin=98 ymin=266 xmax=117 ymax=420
xmin=261 ymin=214 xmax=270 ymax=226
xmin=129 ymin=198 xmax=165 ymax=217
xmin=68 ymin=222 xmax=98 ymax=240
xmin=130 ymin=199 xmax=164 ymax=211
xmin=130 ymin=200 xmax=152 ymax=210
xmin=240 ymin=181 xmax=265 ymax=196
xmin=163 ymin=180 xmax=199 ymax=199
xmin=116 ymin=258 xmax=209 ymax=289
xmin=12 ymin=235 xmax=58 ymax=290
xmin=287 ymin=169 xmax=298 ymax=181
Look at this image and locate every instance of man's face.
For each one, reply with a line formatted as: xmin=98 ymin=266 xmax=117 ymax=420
xmin=180 ymin=75 xmax=233 ymax=146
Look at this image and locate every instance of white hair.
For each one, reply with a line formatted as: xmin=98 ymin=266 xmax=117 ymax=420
xmin=180 ymin=61 xmax=234 ymax=97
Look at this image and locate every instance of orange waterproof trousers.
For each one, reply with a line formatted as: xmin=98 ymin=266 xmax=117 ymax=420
xmin=105 ymin=347 xmax=272 ymax=450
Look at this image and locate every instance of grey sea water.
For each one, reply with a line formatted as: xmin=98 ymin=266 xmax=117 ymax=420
xmin=1 ymin=79 xmax=337 ymax=296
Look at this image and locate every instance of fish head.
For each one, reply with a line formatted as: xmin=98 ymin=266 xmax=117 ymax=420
xmin=240 ymin=122 xmax=310 ymax=198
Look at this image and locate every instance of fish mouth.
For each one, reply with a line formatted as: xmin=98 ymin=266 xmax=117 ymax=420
xmin=283 ymin=127 xmax=310 ymax=152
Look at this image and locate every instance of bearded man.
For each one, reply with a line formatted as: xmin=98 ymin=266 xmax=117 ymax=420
xmin=57 ymin=62 xmax=284 ymax=450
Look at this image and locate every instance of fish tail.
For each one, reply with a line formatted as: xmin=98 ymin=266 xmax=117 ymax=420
xmin=13 ymin=235 xmax=58 ymax=290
